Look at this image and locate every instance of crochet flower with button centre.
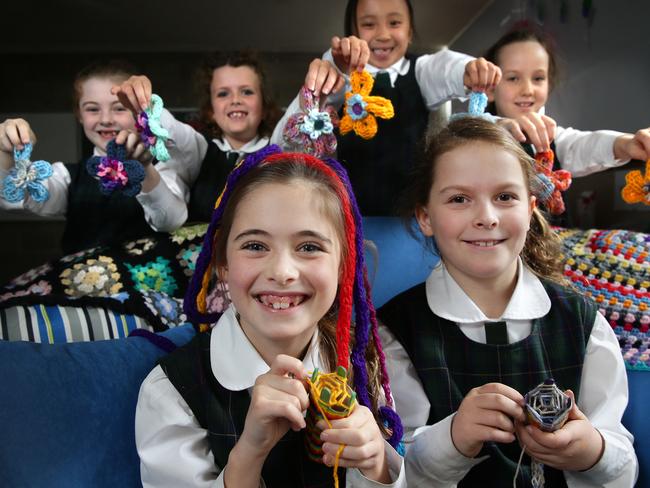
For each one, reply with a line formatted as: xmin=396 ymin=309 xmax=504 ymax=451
xmin=339 ymin=70 xmax=394 ymax=140
xmin=2 ymin=143 xmax=53 ymax=203
xmin=283 ymin=86 xmax=339 ymax=158
xmin=621 ymin=160 xmax=650 ymax=206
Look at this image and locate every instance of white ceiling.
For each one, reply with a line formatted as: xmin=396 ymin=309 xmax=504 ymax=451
xmin=2 ymin=0 xmax=492 ymax=53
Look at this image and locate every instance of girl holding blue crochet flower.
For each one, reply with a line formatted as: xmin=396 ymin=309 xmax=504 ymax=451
xmin=113 ymin=52 xmax=345 ymax=232
xmin=485 ymin=25 xmax=650 ymax=186
xmin=135 ymin=148 xmax=405 ymax=487
xmin=377 ymin=117 xmax=637 ymax=486
xmin=276 ymin=0 xmax=501 ymax=216
xmin=0 ymin=60 xmax=159 ymax=254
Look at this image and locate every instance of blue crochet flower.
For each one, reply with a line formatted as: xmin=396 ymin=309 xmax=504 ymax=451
xmin=346 ymin=93 xmax=368 ymax=121
xmin=300 ymin=108 xmax=335 ymax=140
xmin=86 ymin=140 xmax=145 ymax=197
xmin=2 ymin=143 xmax=53 ymax=203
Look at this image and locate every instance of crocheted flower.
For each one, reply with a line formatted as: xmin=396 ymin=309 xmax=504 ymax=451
xmin=124 ymin=237 xmax=156 ymax=256
xmin=170 ymin=223 xmax=208 ymax=244
xmin=142 ymin=290 xmax=187 ymax=327
xmin=6 ymin=262 xmax=52 ymax=288
xmin=136 ymin=94 xmax=170 ymax=162
xmin=177 ymin=243 xmax=202 ymax=276
xmin=621 ymin=160 xmax=650 ymax=206
xmin=60 ymin=256 xmax=123 ymax=297
xmin=284 ymin=86 xmax=339 ymax=158
xmin=86 ymin=140 xmax=145 ymax=196
xmin=534 ymin=150 xmax=572 ymax=215
xmin=449 ymin=91 xmax=495 ymax=122
xmin=339 ymin=71 xmax=394 ymax=140
xmin=0 ymin=280 xmax=52 ymax=302
xmin=2 ymin=143 xmax=53 ymax=203
xmin=206 ymin=281 xmax=231 ymax=314
xmin=126 ymin=257 xmax=177 ymax=295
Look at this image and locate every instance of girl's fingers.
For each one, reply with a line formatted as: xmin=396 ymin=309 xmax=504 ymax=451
xmin=262 ymin=398 xmax=306 ymax=431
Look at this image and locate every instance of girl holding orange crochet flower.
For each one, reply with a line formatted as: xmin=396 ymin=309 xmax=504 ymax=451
xmin=278 ymin=0 xmax=501 ymax=216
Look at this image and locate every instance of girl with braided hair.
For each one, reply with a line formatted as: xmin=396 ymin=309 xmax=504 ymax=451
xmin=135 ymin=146 xmax=404 ymax=487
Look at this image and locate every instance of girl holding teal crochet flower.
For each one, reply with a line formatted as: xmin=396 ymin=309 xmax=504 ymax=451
xmin=113 ymin=51 xmax=345 ymax=233
xmin=0 ymin=60 xmax=158 ymax=254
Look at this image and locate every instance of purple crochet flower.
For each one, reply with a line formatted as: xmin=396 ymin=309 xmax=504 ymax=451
xmin=283 ymin=86 xmax=339 ymax=158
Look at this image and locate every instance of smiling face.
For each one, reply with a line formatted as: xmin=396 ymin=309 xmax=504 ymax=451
xmin=78 ymin=77 xmax=135 ymax=153
xmin=354 ymin=0 xmax=412 ymax=69
xmin=416 ymin=141 xmax=535 ymax=291
xmin=209 ymin=65 xmax=264 ymax=149
xmin=492 ymin=40 xmax=550 ymax=119
xmin=222 ymin=180 xmax=342 ymax=362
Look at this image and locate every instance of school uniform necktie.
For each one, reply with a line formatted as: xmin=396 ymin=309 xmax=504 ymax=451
xmin=485 ymin=321 xmax=508 ymax=345
xmin=226 ymin=151 xmax=240 ymax=166
xmin=373 ymin=71 xmax=392 ymax=91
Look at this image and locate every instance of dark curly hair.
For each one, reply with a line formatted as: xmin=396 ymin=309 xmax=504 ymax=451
xmin=194 ymin=50 xmax=282 ymax=140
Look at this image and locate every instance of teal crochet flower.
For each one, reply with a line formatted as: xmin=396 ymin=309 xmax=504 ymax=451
xmin=136 ymin=94 xmax=170 ymax=162
xmin=300 ymin=108 xmax=335 ymax=140
xmin=126 ymin=257 xmax=177 ymax=295
xmin=2 ymin=143 xmax=53 ymax=203
xmin=346 ymin=94 xmax=368 ymax=121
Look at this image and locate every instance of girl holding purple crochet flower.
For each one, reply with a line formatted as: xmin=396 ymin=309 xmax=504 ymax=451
xmin=0 ymin=60 xmax=158 ymax=254
xmin=113 ymin=52 xmax=345 ymax=232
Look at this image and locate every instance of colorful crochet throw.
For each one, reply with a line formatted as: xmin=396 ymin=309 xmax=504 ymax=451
xmin=2 ymin=143 xmax=53 ymax=203
xmin=305 ymin=366 xmax=356 ymax=487
xmin=621 ymin=159 xmax=650 ymax=206
xmin=283 ymin=86 xmax=339 ymax=158
xmin=559 ymin=227 xmax=650 ymax=371
xmin=184 ymin=146 xmax=403 ymax=471
xmin=86 ymin=140 xmax=145 ymax=196
xmin=534 ymin=150 xmax=572 ymax=215
xmin=135 ymin=94 xmax=170 ymax=162
xmin=339 ymin=70 xmax=394 ymax=140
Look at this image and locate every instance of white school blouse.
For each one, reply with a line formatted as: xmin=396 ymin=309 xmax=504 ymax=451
xmin=379 ymin=260 xmax=637 ymax=487
xmin=136 ymin=306 xmax=406 ymax=488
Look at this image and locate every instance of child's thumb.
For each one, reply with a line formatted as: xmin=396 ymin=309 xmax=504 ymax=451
xmin=565 ymin=389 xmax=588 ymax=421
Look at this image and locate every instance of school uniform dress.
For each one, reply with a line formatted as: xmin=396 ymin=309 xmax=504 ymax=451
xmin=135 ymin=306 xmax=406 ymax=488
xmin=136 ymin=110 xmax=281 ymax=231
xmin=0 ymin=149 xmax=157 ymax=254
xmin=377 ymin=260 xmax=637 ymax=487
xmin=277 ymin=49 xmax=473 ymax=216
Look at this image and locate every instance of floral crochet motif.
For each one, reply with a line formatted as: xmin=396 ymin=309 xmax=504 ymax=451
xmin=170 ymin=223 xmax=209 ymax=245
xmin=86 ymin=140 xmax=145 ymax=196
xmin=126 ymin=257 xmax=178 ymax=295
xmin=6 ymin=262 xmax=52 ymax=288
xmin=0 ymin=280 xmax=52 ymax=302
xmin=124 ymin=237 xmax=156 ymax=256
xmin=283 ymin=86 xmax=339 ymax=158
xmin=60 ymin=256 xmax=123 ymax=297
xmin=136 ymin=94 xmax=170 ymax=162
xmin=177 ymin=243 xmax=202 ymax=276
xmin=142 ymin=290 xmax=187 ymax=327
xmin=2 ymin=143 xmax=53 ymax=203
xmin=621 ymin=159 xmax=650 ymax=206
xmin=339 ymin=71 xmax=394 ymax=140
xmin=534 ymin=150 xmax=572 ymax=215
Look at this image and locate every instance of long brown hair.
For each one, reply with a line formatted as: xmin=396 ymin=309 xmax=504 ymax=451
xmin=400 ymin=117 xmax=566 ymax=285
xmin=212 ymin=158 xmax=387 ymax=419
xmin=194 ymin=50 xmax=282 ymax=140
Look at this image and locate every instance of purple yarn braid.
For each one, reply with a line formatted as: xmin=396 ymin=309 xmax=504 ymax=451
xmin=184 ymin=145 xmax=282 ymax=324
xmin=325 ymin=157 xmax=403 ymax=449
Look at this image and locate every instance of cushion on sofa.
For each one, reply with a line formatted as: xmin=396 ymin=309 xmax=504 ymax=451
xmin=0 ymin=324 xmax=196 ymax=487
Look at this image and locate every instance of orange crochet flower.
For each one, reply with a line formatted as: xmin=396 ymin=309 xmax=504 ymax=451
xmin=339 ymin=71 xmax=394 ymax=140
xmin=621 ymin=159 xmax=650 ymax=206
xmin=535 ymin=150 xmax=572 ymax=215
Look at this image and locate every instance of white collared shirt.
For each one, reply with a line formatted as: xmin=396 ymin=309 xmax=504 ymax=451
xmin=380 ymin=259 xmax=637 ymax=487
xmin=136 ymin=109 xmax=279 ymax=232
xmin=135 ymin=306 xmax=405 ymax=487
